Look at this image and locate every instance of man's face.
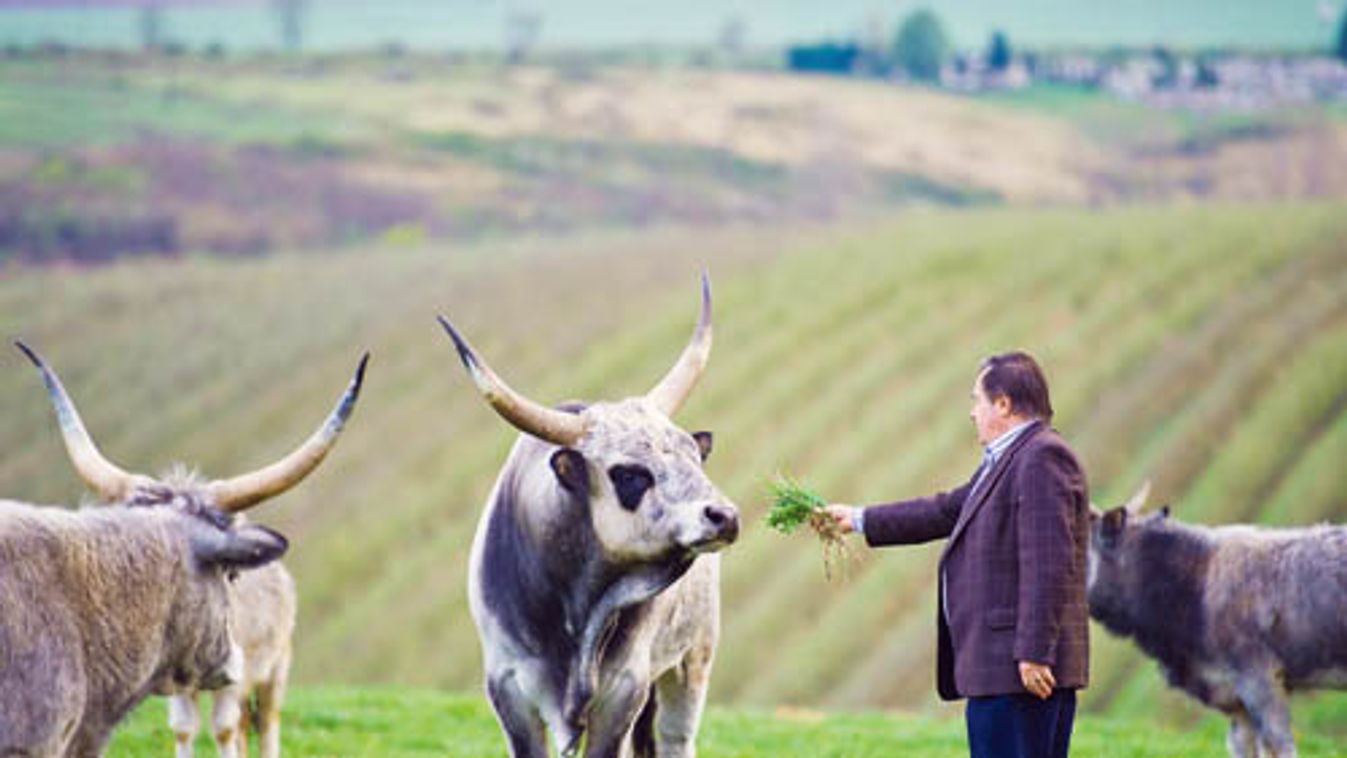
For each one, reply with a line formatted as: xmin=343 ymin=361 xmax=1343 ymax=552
xmin=969 ymin=369 xmax=1011 ymax=446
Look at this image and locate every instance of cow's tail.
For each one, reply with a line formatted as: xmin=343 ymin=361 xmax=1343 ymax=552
xmin=632 ymin=685 xmax=658 ymax=758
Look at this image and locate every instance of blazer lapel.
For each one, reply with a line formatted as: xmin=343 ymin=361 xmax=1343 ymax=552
xmin=945 ymin=420 xmax=1043 ymax=551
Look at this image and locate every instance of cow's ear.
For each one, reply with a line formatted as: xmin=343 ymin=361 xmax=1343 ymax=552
xmin=193 ymin=524 xmax=289 ymax=571
xmin=1100 ymin=507 xmax=1127 ymax=548
xmin=692 ymin=431 xmax=713 ymax=462
xmin=550 ymin=448 xmax=590 ymax=495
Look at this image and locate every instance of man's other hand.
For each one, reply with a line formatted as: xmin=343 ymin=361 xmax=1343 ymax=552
xmin=1018 ymin=660 xmax=1056 ymax=700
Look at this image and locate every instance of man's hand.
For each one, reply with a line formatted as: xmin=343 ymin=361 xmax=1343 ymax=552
xmin=822 ymin=505 xmax=855 ymax=534
xmin=1018 ymin=661 xmax=1056 ymax=700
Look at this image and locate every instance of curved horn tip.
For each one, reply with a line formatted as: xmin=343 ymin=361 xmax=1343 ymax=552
xmin=353 ymin=351 xmax=370 ymax=390
xmin=14 ymin=340 xmax=42 ymax=368
xmin=436 ymin=314 xmax=481 ymax=373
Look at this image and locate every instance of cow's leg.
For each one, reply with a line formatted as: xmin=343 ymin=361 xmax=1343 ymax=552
xmin=651 ymin=648 xmax=714 ymax=758
xmin=1236 ymin=674 xmax=1297 ymax=758
xmin=255 ymin=647 xmax=291 ymax=758
xmin=1225 ymin=709 xmax=1258 ymax=758
xmin=487 ymin=670 xmax=550 ymax=758
xmin=582 ymin=670 xmax=649 ymax=758
xmin=168 ymin=692 xmax=201 ymax=758
xmin=210 ymin=688 xmax=246 ymax=758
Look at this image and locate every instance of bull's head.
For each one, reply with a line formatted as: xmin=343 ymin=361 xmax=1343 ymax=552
xmin=439 ymin=273 xmax=739 ymax=562
xmin=16 ymin=341 xmax=366 ymax=689
xmin=1088 ymin=480 xmax=1170 ymax=597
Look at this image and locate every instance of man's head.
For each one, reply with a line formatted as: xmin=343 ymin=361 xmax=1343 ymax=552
xmin=969 ymin=351 xmax=1053 ymax=446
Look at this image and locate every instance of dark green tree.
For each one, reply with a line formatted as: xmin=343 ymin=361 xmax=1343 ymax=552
xmin=892 ymin=8 xmax=950 ymax=82
xmin=1337 ymin=6 xmax=1347 ymax=64
xmin=987 ymin=29 xmax=1011 ymax=71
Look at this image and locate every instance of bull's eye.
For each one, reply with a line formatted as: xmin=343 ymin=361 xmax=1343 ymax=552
xmin=608 ymin=465 xmax=654 ymax=511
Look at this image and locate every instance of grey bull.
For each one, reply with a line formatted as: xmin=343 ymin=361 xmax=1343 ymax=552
xmin=439 ymin=274 xmax=740 ymax=758
xmin=1089 ymin=484 xmax=1347 ymax=758
xmin=0 ymin=343 xmax=365 ymax=758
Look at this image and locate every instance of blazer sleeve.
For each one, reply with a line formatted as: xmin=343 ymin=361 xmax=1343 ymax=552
xmin=1013 ymin=441 xmax=1086 ymax=666
xmin=862 ymin=477 xmax=973 ymax=547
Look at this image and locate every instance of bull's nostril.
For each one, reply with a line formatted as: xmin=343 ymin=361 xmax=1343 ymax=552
xmin=704 ymin=505 xmax=733 ymax=527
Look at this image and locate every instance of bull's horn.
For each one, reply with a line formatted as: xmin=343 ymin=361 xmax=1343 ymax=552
xmin=16 ymin=341 xmax=155 ymax=502
xmin=1123 ymin=479 xmax=1152 ymax=515
xmin=437 ymin=316 xmax=588 ymax=447
xmin=646 ymin=271 xmax=712 ymax=417
xmin=208 ymin=353 xmax=369 ymax=513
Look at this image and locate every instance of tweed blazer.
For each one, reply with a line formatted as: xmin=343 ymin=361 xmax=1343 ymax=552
xmin=862 ymin=421 xmax=1090 ymax=700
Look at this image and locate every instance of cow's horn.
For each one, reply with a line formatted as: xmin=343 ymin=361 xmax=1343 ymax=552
xmin=208 ymin=352 xmax=369 ymax=513
xmin=16 ymin=341 xmax=154 ymax=502
xmin=438 ymin=317 xmax=588 ymax=447
xmin=1123 ymin=479 xmax=1152 ymax=515
xmin=646 ymin=271 xmax=712 ymax=417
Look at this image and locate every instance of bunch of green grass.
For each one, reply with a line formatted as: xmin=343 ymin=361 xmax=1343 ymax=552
xmin=766 ymin=474 xmax=852 ymax=581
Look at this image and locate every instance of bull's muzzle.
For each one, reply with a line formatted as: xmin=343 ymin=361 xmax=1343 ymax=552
xmin=702 ymin=503 xmax=740 ymax=546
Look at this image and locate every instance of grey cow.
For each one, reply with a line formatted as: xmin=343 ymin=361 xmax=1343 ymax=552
xmin=0 ymin=343 xmax=364 ymax=758
xmin=1089 ymin=484 xmax=1347 ymax=758
xmin=439 ymin=274 xmax=740 ymax=758
xmin=167 ymin=558 xmax=296 ymax=758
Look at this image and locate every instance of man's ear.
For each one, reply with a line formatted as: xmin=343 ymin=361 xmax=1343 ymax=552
xmin=692 ymin=431 xmax=713 ymax=462
xmin=993 ymin=393 xmax=1014 ymax=418
xmin=193 ymin=524 xmax=289 ymax=571
xmin=550 ymin=448 xmax=589 ymax=495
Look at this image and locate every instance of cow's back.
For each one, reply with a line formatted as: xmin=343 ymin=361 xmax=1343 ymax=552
xmin=1206 ymin=524 xmax=1347 ymax=686
xmin=0 ymin=502 xmax=90 ymax=755
xmin=230 ymin=560 xmax=297 ymax=687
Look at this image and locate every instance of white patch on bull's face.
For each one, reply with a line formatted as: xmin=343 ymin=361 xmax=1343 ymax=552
xmin=576 ymin=399 xmax=737 ymax=562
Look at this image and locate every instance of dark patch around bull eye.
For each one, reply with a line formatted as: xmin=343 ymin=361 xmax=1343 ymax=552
xmin=609 ymin=465 xmax=654 ymax=511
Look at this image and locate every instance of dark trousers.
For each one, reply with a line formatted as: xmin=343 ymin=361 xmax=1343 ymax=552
xmin=965 ymin=689 xmax=1076 ymax=758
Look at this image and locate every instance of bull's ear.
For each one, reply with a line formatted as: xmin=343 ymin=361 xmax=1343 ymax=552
xmin=692 ymin=431 xmax=713 ymax=462
xmin=550 ymin=448 xmax=589 ymax=495
xmin=193 ymin=524 xmax=289 ymax=571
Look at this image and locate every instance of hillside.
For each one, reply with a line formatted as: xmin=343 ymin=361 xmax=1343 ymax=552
xmin=3 ymin=202 xmax=1345 ymax=741
xmin=5 ymin=55 xmax=1347 ymax=265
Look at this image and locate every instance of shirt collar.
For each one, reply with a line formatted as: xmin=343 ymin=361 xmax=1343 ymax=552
xmin=984 ymin=418 xmax=1039 ymax=463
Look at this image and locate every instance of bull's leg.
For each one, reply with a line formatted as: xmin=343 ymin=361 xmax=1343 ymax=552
xmin=1236 ymin=674 xmax=1297 ymax=758
xmin=168 ymin=692 xmax=201 ymax=758
xmin=1225 ymin=710 xmax=1259 ymax=758
xmin=582 ymin=671 xmax=648 ymax=758
xmin=255 ymin=651 xmax=291 ymax=758
xmin=650 ymin=651 xmax=713 ymax=758
xmin=487 ymin=670 xmax=550 ymax=758
xmin=210 ymin=687 xmax=246 ymax=758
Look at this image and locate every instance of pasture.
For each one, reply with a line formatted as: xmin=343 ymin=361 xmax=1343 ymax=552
xmin=106 ymin=685 xmax=1344 ymax=757
xmin=3 ymin=199 xmax=1346 ymax=752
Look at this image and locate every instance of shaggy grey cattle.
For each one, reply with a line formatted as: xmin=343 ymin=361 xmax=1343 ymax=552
xmin=1089 ymin=484 xmax=1347 ymax=758
xmin=439 ymin=274 xmax=740 ymax=758
xmin=167 ymin=559 xmax=296 ymax=758
xmin=0 ymin=343 xmax=365 ymax=758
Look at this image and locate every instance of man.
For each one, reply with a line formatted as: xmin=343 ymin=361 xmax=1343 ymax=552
xmin=825 ymin=351 xmax=1089 ymax=758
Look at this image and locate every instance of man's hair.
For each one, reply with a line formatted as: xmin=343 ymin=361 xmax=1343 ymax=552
xmin=978 ymin=351 xmax=1053 ymax=421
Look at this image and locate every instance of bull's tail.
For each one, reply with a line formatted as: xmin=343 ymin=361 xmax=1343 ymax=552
xmin=632 ymin=685 xmax=658 ymax=758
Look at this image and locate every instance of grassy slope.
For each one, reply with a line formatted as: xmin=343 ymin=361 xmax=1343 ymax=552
xmin=108 ymin=685 xmax=1343 ymax=758
xmin=2 ymin=203 xmax=1346 ymax=750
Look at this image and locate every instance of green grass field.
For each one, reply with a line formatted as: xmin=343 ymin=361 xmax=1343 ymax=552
xmin=3 ymin=201 xmax=1347 ymax=753
xmin=105 ymin=685 xmax=1343 ymax=757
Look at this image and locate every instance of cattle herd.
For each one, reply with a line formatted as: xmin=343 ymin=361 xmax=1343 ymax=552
xmin=0 ymin=275 xmax=1342 ymax=758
